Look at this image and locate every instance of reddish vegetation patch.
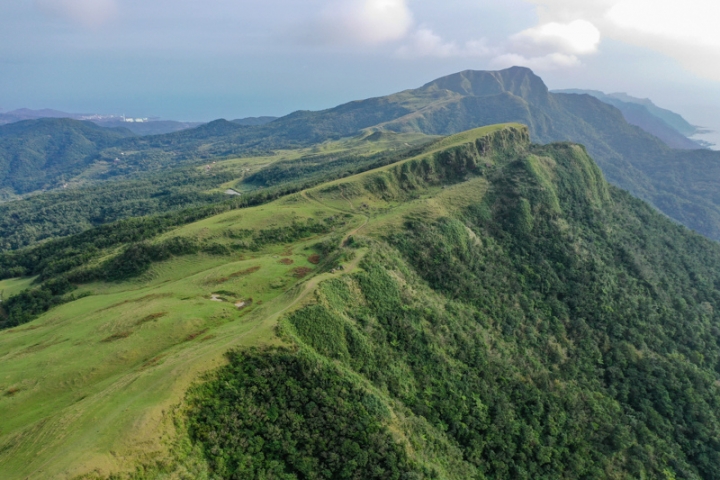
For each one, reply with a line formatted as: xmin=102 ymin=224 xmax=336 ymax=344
xmin=278 ymin=258 xmax=294 ymax=265
xmin=230 ymin=265 xmax=261 ymax=278
xmin=280 ymin=249 xmax=293 ymax=257
xmin=5 ymin=387 xmax=20 ymax=397
xmin=100 ymin=293 xmax=172 ymax=311
xmin=142 ymin=354 xmax=166 ymax=369
xmin=208 ymin=265 xmax=261 ymax=285
xmin=136 ymin=312 xmax=168 ymax=325
xmin=185 ymin=329 xmax=210 ymax=342
xmin=308 ymin=254 xmax=321 ymax=264
xmin=101 ymin=331 xmax=133 ymax=342
xmin=291 ymin=267 xmax=313 ymax=278
xmin=200 ymin=334 xmax=216 ymax=342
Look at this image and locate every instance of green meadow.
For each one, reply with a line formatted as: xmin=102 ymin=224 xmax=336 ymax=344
xmin=0 ymin=126 xmax=505 ymax=478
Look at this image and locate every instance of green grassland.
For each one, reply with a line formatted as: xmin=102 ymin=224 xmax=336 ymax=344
xmin=0 ymin=129 xmax=436 ymax=251
xmin=3 ymin=123 xmax=720 ymax=479
xmin=0 ymin=125 xmax=514 ymax=479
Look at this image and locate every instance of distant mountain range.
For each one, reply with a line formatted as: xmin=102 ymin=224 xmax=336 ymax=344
xmin=552 ymin=89 xmax=706 ymax=149
xmin=4 ymin=67 xmax=720 ymax=241
xmin=232 ymin=116 xmax=278 ymax=126
xmin=0 ymin=108 xmax=203 ymax=135
xmin=0 ymin=108 xmax=279 ymax=136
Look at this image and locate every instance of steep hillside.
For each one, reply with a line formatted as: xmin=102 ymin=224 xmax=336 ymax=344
xmin=608 ymin=91 xmax=698 ymax=136
xmin=366 ymin=68 xmax=720 ymax=241
xmin=2 ymin=125 xmax=720 ymax=479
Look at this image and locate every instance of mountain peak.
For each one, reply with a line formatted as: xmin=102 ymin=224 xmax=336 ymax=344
xmin=420 ymin=66 xmax=549 ymax=104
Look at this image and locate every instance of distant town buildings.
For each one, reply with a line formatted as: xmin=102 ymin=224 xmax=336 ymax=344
xmin=121 ymin=115 xmax=148 ymax=123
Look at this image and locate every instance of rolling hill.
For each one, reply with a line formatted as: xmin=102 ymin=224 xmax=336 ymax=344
xmin=2 ymin=125 xmax=720 ymax=478
xmin=0 ymin=118 xmax=134 ymax=195
xmin=5 ymin=67 xmax=720 ymax=246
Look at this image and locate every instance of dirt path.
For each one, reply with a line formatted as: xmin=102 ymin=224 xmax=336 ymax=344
xmin=300 ymin=190 xmax=369 ymax=240
xmin=268 ymin=189 xmax=372 ymax=315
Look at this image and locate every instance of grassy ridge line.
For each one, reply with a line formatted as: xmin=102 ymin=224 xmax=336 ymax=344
xmin=0 ymin=135 xmax=444 ymax=329
xmin=0 ymin=135 xmax=440 ymax=282
xmin=0 ymin=126 xmax=520 ymax=330
xmin=0 ymin=124 xmax=523 ymax=479
xmin=185 ymin=139 xmax=720 ymax=479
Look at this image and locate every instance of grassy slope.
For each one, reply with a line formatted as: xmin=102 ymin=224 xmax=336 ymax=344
xmin=0 ymin=130 xmax=435 ymax=251
xmin=7 ymin=122 xmax=720 ymax=479
xmin=185 ymin=126 xmax=720 ymax=478
xmin=0 ymin=125 xmax=512 ymax=479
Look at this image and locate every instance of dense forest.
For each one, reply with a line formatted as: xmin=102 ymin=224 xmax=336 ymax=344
xmin=0 ymin=167 xmax=233 ymax=250
xmin=185 ymin=140 xmax=720 ymax=479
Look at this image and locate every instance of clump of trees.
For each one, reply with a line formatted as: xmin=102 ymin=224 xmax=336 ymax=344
xmin=186 ymin=348 xmax=432 ymax=479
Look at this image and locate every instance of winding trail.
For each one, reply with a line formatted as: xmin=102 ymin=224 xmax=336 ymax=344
xmin=266 ymin=189 xmax=372 ymax=312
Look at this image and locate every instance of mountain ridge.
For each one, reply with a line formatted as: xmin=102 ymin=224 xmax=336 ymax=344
xmin=5 ymin=67 xmax=720 ymax=243
xmin=553 ymin=88 xmax=704 ymax=148
xmin=3 ymin=125 xmax=720 ymax=478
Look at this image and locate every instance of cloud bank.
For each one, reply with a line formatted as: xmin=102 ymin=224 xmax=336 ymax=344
xmin=294 ymin=0 xmax=599 ymax=70
xmin=393 ymin=0 xmax=720 ymax=78
xmin=523 ymin=0 xmax=720 ymax=81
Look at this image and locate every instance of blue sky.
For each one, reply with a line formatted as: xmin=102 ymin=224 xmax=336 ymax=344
xmin=3 ymin=0 xmax=720 ymax=133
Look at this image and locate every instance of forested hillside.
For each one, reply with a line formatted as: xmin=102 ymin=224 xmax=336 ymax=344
xmin=0 ymin=118 xmax=134 ymax=195
xmin=186 ymin=127 xmax=720 ymax=479
xmin=2 ymin=125 xmax=720 ymax=479
xmin=5 ymin=67 xmax=720 ymax=247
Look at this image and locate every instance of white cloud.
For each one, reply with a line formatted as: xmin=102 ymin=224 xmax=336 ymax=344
xmin=606 ymin=0 xmax=720 ymax=47
xmin=480 ymin=18 xmax=601 ymax=71
xmin=492 ymin=52 xmax=580 ymax=70
xmin=510 ymin=20 xmax=601 ymax=56
xmin=392 ymin=15 xmax=594 ymax=70
xmin=36 ymin=0 xmax=118 ymax=28
xmin=521 ymin=0 xmax=720 ymax=81
xmin=300 ymin=0 xmax=413 ymax=46
xmin=397 ymin=28 xmax=495 ymax=58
